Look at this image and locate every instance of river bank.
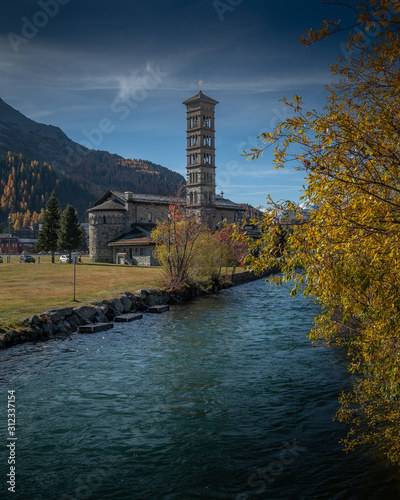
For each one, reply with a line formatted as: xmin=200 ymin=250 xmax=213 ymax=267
xmin=2 ymin=278 xmax=399 ymax=499
xmin=0 ymin=267 xmax=279 ymax=350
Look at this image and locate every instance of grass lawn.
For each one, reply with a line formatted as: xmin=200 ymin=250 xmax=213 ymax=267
xmin=0 ymin=255 xmax=163 ymax=331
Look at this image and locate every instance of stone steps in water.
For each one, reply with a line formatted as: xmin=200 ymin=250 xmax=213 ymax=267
xmin=114 ymin=313 xmax=143 ymax=323
xmin=148 ymin=305 xmax=170 ymax=314
xmin=77 ymin=323 xmax=114 ymax=333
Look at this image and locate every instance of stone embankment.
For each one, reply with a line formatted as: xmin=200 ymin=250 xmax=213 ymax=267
xmin=0 ymin=268 xmax=278 ymax=350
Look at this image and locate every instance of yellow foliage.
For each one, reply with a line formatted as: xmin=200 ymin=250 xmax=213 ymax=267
xmin=244 ymin=0 xmax=400 ymax=465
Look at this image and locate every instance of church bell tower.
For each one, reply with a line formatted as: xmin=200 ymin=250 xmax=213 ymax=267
xmin=183 ymin=84 xmax=218 ymax=224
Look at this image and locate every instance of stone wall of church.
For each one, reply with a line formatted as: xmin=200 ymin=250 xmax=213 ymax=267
xmin=89 ymin=211 xmax=125 ymax=262
xmin=113 ymin=245 xmax=158 ymax=266
xmin=215 ymin=208 xmax=238 ymax=226
xmin=123 ymin=194 xmax=170 ymax=226
xmin=132 ymin=248 xmax=158 ymax=266
xmin=134 ymin=203 xmax=169 ymax=224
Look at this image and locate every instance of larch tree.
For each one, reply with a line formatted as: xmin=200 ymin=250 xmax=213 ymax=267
xmin=36 ymin=192 xmax=61 ymax=263
xmin=243 ymin=0 xmax=400 ymax=464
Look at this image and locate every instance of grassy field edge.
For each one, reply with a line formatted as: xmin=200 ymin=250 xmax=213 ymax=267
xmin=0 ymin=256 xmax=163 ymax=331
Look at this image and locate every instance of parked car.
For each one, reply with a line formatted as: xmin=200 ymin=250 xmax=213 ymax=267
xmin=19 ymin=254 xmax=35 ymax=263
xmin=0 ymin=255 xmax=3 ymax=263
xmin=60 ymin=254 xmax=77 ymax=263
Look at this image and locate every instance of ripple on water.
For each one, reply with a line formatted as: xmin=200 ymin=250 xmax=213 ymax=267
xmin=1 ymin=279 xmax=400 ymax=499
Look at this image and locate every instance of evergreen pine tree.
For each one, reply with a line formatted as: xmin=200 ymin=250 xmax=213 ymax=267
xmin=57 ymin=205 xmax=81 ymax=261
xmin=78 ymin=225 xmax=88 ymax=252
xmin=36 ymin=192 xmax=60 ymax=263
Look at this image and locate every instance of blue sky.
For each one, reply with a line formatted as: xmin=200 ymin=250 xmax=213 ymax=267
xmin=0 ymin=0 xmax=355 ymax=207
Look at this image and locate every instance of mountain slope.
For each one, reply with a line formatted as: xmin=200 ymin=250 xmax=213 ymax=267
xmin=0 ymin=152 xmax=96 ymax=227
xmin=0 ymin=98 xmax=87 ymax=172
xmin=0 ymin=98 xmax=185 ymax=197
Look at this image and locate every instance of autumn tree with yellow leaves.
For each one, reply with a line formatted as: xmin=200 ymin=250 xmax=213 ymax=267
xmin=244 ymin=0 xmax=400 ymax=464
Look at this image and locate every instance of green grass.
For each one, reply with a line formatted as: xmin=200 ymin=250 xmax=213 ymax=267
xmin=0 ymin=255 xmax=163 ymax=331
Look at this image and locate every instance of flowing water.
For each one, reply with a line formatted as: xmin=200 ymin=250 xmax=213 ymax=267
xmin=1 ymin=279 xmax=399 ymax=499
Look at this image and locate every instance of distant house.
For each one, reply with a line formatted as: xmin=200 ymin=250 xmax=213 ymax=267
xmin=88 ymin=91 xmax=243 ymax=265
xmin=0 ymin=230 xmax=40 ymax=255
xmin=0 ymin=234 xmax=21 ymax=254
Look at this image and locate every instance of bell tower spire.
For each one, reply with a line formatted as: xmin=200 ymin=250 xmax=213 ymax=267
xmin=183 ymin=87 xmax=218 ymax=225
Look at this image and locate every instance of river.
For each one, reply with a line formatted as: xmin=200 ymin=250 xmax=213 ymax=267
xmin=1 ymin=279 xmax=399 ymax=499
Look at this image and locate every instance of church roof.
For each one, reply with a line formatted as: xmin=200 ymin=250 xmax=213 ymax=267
xmin=87 ymin=199 xmax=125 ymax=212
xmin=182 ymin=91 xmax=219 ymax=106
xmin=112 ymin=191 xmax=184 ymax=205
xmin=89 ymin=190 xmax=242 ymax=214
xmin=107 ymin=224 xmax=156 ymax=247
xmin=108 ymin=237 xmax=153 ymax=247
xmin=215 ymin=198 xmax=243 ymax=211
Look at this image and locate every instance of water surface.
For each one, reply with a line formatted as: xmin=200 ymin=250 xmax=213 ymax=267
xmin=1 ymin=279 xmax=399 ymax=499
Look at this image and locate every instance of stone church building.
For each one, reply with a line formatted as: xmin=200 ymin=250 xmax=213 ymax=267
xmin=88 ymin=90 xmax=243 ymax=265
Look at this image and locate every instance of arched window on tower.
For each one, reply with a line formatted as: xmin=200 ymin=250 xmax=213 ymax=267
xmin=203 ymin=116 xmax=212 ymax=128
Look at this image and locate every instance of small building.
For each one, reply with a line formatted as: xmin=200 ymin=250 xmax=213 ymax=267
xmin=88 ymin=90 xmax=243 ymax=264
xmin=0 ymin=234 xmax=22 ymax=254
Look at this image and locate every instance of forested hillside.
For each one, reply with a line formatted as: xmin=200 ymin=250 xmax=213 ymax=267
xmin=0 ymin=98 xmax=186 ymax=229
xmin=0 ymin=153 xmax=95 ymax=230
xmin=74 ymin=150 xmax=185 ymax=196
